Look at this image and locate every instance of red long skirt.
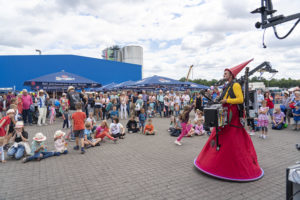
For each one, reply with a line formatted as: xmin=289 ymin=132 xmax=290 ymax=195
xmin=194 ymin=104 xmax=264 ymax=181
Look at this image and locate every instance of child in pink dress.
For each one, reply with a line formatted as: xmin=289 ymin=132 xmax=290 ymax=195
xmin=258 ymin=100 xmax=269 ymax=139
xmin=49 ymin=104 xmax=56 ymax=124
xmin=194 ymin=119 xmax=205 ymax=136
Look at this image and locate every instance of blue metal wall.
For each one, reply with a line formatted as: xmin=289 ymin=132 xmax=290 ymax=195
xmin=0 ymin=55 xmax=142 ymax=91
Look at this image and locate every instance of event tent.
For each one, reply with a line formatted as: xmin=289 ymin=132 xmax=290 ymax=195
xmin=112 ymin=80 xmax=135 ymax=90
xmin=130 ymin=75 xmax=188 ymax=87
xmin=24 ymin=71 xmax=101 ymax=91
xmin=184 ymin=82 xmax=209 ymax=90
xmin=95 ymin=82 xmax=117 ymax=91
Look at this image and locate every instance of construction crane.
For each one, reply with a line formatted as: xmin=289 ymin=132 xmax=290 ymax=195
xmin=186 ymin=65 xmax=193 ymax=82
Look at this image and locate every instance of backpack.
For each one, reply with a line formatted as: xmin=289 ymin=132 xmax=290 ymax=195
xmin=69 ymin=92 xmax=81 ymax=108
xmin=135 ymin=103 xmax=141 ymax=111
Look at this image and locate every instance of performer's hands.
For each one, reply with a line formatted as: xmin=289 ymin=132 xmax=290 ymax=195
xmin=220 ymin=99 xmax=227 ymax=104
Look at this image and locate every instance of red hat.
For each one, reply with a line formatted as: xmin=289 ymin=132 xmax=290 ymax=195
xmin=225 ymin=59 xmax=254 ymax=78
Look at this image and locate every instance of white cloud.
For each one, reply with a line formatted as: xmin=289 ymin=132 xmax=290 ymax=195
xmin=0 ymin=0 xmax=299 ymax=81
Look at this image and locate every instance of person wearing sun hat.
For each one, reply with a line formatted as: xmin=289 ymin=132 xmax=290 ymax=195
xmin=194 ymin=59 xmax=264 ymax=182
xmin=54 ymin=130 xmax=68 ymax=155
xmin=23 ymin=132 xmax=58 ymax=163
xmin=7 ymin=121 xmax=30 ymax=160
xmin=36 ymin=89 xmax=49 ymax=127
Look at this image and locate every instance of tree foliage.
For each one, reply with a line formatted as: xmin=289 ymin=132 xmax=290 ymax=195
xmin=179 ymin=76 xmax=300 ymax=88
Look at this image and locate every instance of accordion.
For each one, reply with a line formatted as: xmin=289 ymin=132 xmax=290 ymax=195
xmin=204 ymin=104 xmax=228 ymax=127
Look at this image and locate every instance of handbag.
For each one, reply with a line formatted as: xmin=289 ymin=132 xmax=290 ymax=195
xmin=30 ymin=104 xmax=35 ymax=112
xmin=289 ymin=102 xmax=296 ymax=109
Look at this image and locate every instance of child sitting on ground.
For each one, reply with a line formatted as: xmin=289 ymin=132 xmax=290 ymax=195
xmin=126 ymin=116 xmax=140 ymax=133
xmin=109 ymin=106 xmax=119 ymax=122
xmin=95 ymin=120 xmax=117 ymax=142
xmin=186 ymin=119 xmax=195 ymax=137
xmin=170 ymin=117 xmax=182 ymax=137
xmin=194 ymin=119 xmax=205 ymax=136
xmin=110 ymin=117 xmax=124 ymax=139
xmin=144 ymin=119 xmax=155 ymax=135
xmin=193 ymin=109 xmax=204 ymax=125
xmin=23 ymin=132 xmax=58 ymax=163
xmin=54 ymin=130 xmax=68 ymax=155
xmin=84 ymin=122 xmax=101 ymax=147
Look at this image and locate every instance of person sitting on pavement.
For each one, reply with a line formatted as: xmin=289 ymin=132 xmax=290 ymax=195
xmin=95 ymin=120 xmax=117 ymax=142
xmin=272 ymin=107 xmax=285 ymax=130
xmin=110 ymin=117 xmax=124 ymax=139
xmin=144 ymin=119 xmax=155 ymax=135
xmin=54 ymin=130 xmax=68 ymax=156
xmin=126 ymin=116 xmax=139 ymax=133
xmin=23 ymin=132 xmax=59 ymax=163
xmin=7 ymin=121 xmax=30 ymax=160
xmin=84 ymin=122 xmax=101 ymax=148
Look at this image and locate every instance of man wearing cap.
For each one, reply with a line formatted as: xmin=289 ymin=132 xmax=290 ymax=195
xmin=194 ymin=59 xmax=264 ymax=182
xmin=67 ymin=86 xmax=84 ymax=113
xmin=36 ymin=90 xmax=49 ymax=126
xmin=21 ymin=89 xmax=33 ymax=126
xmin=67 ymin=86 xmax=84 ymax=140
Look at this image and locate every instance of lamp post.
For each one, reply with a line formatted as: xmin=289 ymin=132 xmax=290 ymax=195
xmin=35 ymin=49 xmax=42 ymax=55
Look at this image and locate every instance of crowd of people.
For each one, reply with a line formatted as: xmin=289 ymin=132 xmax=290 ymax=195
xmin=0 ymin=85 xmax=299 ymax=163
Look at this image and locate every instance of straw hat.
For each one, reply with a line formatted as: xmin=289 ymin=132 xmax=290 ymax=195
xmin=6 ymin=109 xmax=15 ymax=115
xmin=15 ymin=121 xmax=24 ymax=128
xmin=284 ymin=91 xmax=289 ymax=95
xmin=54 ymin=130 xmax=65 ymax=138
xmin=67 ymin=86 xmax=75 ymax=92
xmin=33 ymin=132 xmax=47 ymax=142
xmin=39 ymin=89 xmax=44 ymax=93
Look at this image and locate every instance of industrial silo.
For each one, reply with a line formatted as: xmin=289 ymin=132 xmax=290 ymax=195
xmin=122 ymin=46 xmax=143 ymax=66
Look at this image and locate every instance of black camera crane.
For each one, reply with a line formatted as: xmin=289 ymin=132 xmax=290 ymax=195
xmin=251 ymin=0 xmax=300 ymax=47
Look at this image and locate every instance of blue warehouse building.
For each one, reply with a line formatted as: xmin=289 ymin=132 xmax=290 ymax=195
xmin=0 ymin=54 xmax=142 ymax=91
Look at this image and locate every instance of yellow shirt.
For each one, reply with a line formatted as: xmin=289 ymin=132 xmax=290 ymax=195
xmin=223 ymin=82 xmax=244 ymax=105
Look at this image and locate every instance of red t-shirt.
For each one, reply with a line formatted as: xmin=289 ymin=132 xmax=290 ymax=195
xmin=72 ymin=112 xmax=86 ymax=131
xmin=265 ymin=98 xmax=274 ymax=109
xmin=0 ymin=116 xmax=11 ymax=136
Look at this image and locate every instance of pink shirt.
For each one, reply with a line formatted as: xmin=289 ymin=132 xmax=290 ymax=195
xmin=22 ymin=95 xmax=33 ymax=110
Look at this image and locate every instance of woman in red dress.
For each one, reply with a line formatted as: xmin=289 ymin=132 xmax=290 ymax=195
xmin=194 ymin=60 xmax=264 ymax=181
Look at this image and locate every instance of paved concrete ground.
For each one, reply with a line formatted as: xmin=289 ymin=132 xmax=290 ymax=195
xmin=0 ymin=116 xmax=299 ymax=200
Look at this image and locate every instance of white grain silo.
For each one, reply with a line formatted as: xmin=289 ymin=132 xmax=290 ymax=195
xmin=122 ymin=46 xmax=143 ymax=66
